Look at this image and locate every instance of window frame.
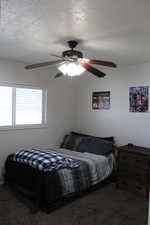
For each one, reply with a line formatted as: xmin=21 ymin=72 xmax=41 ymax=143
xmin=0 ymin=83 xmax=47 ymax=130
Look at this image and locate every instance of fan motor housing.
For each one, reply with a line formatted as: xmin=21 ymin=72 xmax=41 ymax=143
xmin=62 ymin=50 xmax=83 ymax=58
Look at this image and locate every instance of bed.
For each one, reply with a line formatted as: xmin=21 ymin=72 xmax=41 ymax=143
xmin=4 ymin=132 xmax=115 ymax=212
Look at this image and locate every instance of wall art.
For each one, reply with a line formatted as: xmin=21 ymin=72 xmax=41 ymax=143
xmin=129 ymin=86 xmax=149 ymax=112
xmin=92 ymin=91 xmax=110 ymax=110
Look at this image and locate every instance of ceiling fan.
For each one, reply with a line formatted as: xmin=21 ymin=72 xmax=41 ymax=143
xmin=25 ymin=40 xmax=117 ymax=78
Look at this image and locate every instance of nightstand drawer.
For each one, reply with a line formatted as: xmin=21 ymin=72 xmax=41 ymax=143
xmin=119 ymin=161 xmax=148 ymax=174
xmin=118 ymin=161 xmax=148 ymax=174
xmin=118 ymin=178 xmax=147 ymax=195
xmin=118 ymin=171 xmax=147 ymax=184
xmin=119 ymin=151 xmax=148 ymax=170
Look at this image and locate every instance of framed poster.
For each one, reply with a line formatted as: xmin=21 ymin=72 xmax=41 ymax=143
xmin=129 ymin=86 xmax=149 ymax=112
xmin=92 ymin=91 xmax=110 ymax=110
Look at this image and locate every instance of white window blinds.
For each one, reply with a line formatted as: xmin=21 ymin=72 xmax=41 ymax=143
xmin=16 ymin=88 xmax=43 ymax=125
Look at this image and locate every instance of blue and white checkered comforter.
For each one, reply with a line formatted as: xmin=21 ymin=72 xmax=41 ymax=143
xmin=12 ymin=149 xmax=79 ymax=172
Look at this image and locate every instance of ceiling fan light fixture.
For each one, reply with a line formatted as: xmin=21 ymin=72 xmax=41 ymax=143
xmin=58 ymin=62 xmax=86 ymax=77
xmin=58 ymin=63 xmax=68 ymax=75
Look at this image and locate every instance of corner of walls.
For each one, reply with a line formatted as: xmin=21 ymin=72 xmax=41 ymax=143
xmin=73 ymin=63 xmax=150 ymax=148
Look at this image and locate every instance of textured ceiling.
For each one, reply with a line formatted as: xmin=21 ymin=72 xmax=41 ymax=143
xmin=0 ymin=0 xmax=150 ymax=66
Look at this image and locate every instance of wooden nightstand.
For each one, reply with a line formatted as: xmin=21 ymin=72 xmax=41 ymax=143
xmin=117 ymin=145 xmax=150 ymax=197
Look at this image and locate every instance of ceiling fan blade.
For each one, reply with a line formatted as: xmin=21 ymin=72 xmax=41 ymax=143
xmin=81 ymin=58 xmax=117 ymax=68
xmin=78 ymin=61 xmax=106 ymax=78
xmin=25 ymin=60 xmax=64 ymax=70
xmin=51 ymin=54 xmax=63 ymax=59
xmin=55 ymin=72 xmax=64 ymax=78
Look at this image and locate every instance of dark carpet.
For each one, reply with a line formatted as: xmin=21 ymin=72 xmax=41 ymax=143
xmin=0 ymin=183 xmax=148 ymax=225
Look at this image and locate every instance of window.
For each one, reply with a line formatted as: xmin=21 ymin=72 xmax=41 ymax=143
xmin=0 ymin=85 xmax=47 ymax=129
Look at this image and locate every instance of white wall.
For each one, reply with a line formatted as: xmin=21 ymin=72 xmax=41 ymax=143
xmin=0 ymin=59 xmax=75 ymax=182
xmin=74 ymin=63 xmax=150 ymax=148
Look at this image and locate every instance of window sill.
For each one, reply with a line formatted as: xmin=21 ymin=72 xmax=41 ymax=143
xmin=0 ymin=124 xmax=48 ymax=131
